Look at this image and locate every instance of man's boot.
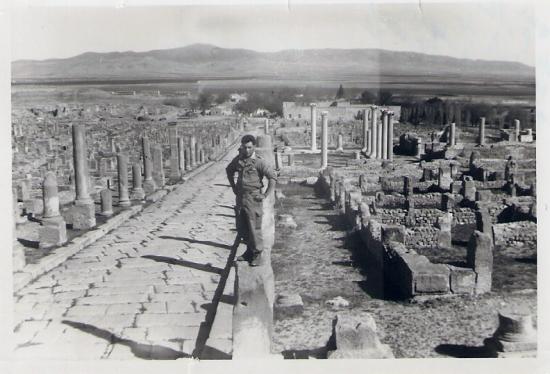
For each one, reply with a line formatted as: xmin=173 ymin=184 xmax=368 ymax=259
xmin=250 ymin=250 xmax=263 ymax=267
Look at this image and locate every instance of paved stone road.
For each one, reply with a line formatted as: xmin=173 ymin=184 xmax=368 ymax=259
xmin=13 ymin=144 xmax=240 ymax=360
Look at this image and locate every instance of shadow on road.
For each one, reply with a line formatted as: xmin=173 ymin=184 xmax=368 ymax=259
xmin=158 ymin=235 xmax=233 ymax=250
xmin=62 ymin=320 xmax=190 ymax=359
xmin=141 ymin=255 xmax=223 ymax=274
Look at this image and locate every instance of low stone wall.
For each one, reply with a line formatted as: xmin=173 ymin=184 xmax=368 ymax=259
xmin=493 ymin=221 xmax=537 ymax=248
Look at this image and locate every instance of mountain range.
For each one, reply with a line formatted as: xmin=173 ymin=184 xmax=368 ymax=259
xmin=12 ymin=43 xmax=535 ymax=82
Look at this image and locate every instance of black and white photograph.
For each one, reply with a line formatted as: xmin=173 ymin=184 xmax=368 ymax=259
xmin=3 ymin=0 xmax=548 ymax=371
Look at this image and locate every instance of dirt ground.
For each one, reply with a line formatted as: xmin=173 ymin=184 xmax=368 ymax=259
xmin=271 ymin=184 xmax=536 ymax=359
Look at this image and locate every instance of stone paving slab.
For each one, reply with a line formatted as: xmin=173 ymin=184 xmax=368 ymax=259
xmin=12 ymin=140 xmax=241 ymax=360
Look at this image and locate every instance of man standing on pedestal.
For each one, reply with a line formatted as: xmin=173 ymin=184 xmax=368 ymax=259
xmin=226 ymin=135 xmax=276 ymax=266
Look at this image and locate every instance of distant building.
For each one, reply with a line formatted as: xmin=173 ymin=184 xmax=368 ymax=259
xmin=282 ymin=100 xmax=401 ymax=122
xmin=230 ymin=93 xmax=247 ymax=103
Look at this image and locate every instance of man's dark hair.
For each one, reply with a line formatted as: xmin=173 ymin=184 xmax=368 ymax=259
xmin=241 ymin=134 xmax=256 ymax=145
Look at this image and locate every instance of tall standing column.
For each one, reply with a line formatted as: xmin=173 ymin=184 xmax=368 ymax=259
xmin=366 ymin=130 xmax=371 ymax=155
xmin=387 ymin=111 xmax=394 ymax=161
xmin=265 ymin=118 xmax=270 ymax=134
xmin=479 ymin=117 xmax=486 ymax=146
xmin=369 ymin=107 xmax=378 ymax=158
xmin=39 ymin=172 xmax=67 ymax=248
xmin=71 ymin=123 xmax=96 ymax=229
xmin=130 ymin=163 xmax=145 ymax=200
xmin=152 ymin=145 xmax=165 ymax=187
xmin=117 ymin=154 xmax=131 ymax=207
xmin=178 ymin=137 xmax=185 ymax=174
xmin=376 ymin=114 xmax=383 ymax=159
xmin=142 ymin=136 xmax=157 ymax=194
xmin=381 ymin=111 xmax=388 ymax=160
xmin=190 ymin=136 xmax=197 ymax=167
xmin=449 ymin=122 xmax=456 ymax=146
xmin=321 ymin=111 xmax=329 ymax=169
xmin=310 ymin=103 xmax=317 ymax=151
xmin=169 ymin=128 xmax=180 ymax=182
xmin=362 ymin=108 xmax=369 ymax=152
xmin=514 ymin=119 xmax=521 ymax=141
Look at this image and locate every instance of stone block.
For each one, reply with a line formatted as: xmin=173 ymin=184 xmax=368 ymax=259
xmin=381 ymin=225 xmax=405 ymax=244
xmin=39 ymin=216 xmax=67 ymax=249
xmin=71 ymin=202 xmax=96 ymax=230
xmin=274 ymin=293 xmax=304 ymax=320
xmin=436 ymin=230 xmax=452 ymax=248
xmin=327 ymin=314 xmax=394 ymax=359
xmin=24 ymin=198 xmax=43 ymax=215
xmin=449 ymin=266 xmax=476 ymax=294
xmin=414 ymin=263 xmax=450 ymax=294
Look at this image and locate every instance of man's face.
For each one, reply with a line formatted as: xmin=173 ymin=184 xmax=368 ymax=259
xmin=241 ymin=141 xmax=255 ymax=158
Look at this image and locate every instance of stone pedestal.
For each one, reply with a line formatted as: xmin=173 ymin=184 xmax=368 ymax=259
xmin=39 ymin=216 xmax=67 ymax=249
xmin=462 ymin=176 xmax=476 ymax=201
xmin=72 ymin=202 xmax=96 ymax=230
xmin=436 ymin=213 xmax=453 ymax=248
xmin=327 ymin=314 xmax=394 ymax=359
xmin=438 ymin=166 xmax=452 ymax=191
xmin=99 ymin=189 xmax=113 ymax=216
xmin=467 ymin=230 xmax=493 ymax=294
xmin=484 ymin=308 xmax=536 ymax=357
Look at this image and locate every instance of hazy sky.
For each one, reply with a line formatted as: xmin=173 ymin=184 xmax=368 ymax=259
xmin=10 ymin=1 xmax=535 ymax=66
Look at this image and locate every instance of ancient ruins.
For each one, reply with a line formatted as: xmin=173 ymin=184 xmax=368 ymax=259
xmin=11 ymin=98 xmax=536 ymax=360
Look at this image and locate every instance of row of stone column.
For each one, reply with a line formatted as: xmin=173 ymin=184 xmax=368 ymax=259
xmin=363 ymin=107 xmax=394 ymax=161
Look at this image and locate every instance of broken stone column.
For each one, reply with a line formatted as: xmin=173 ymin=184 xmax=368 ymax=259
xmin=199 ymin=148 xmax=205 ymax=164
xmin=336 ymin=133 xmax=344 ymax=152
xmin=449 ymin=122 xmax=456 ymax=146
xmin=130 ymin=163 xmax=145 ymax=200
xmin=479 ymin=117 xmax=486 ymax=145
xmin=467 ymin=230 xmax=493 ymax=294
xmin=194 ymin=140 xmax=200 ymax=166
xmin=438 ymin=166 xmax=452 ymax=191
xmin=310 ymin=103 xmax=317 ymax=151
xmin=178 ymin=137 xmax=185 ymax=173
xmin=321 ymin=111 xmax=328 ymax=169
xmin=387 ymin=111 xmax=394 ymax=161
xmin=151 ymin=145 xmax=165 ymax=187
xmin=327 ymin=314 xmax=394 ymax=359
xmin=117 ymin=154 xmax=131 ymax=207
xmin=232 ymin=262 xmax=274 ymax=358
xmin=287 ymin=153 xmax=295 ymax=167
xmin=71 ymin=123 xmax=96 ymax=229
xmin=39 ymin=172 xmax=67 ymax=249
xmin=362 ymin=108 xmax=369 ymax=152
xmin=514 ymin=119 xmax=521 ymax=141
xmin=190 ymin=136 xmax=197 ymax=167
xmin=369 ymin=106 xmax=378 ymax=158
xmin=403 ymin=176 xmax=413 ymax=197
xmin=381 ymin=111 xmax=388 ymax=160
xmin=275 ymin=152 xmax=282 ymax=170
xmin=142 ymin=137 xmax=157 ymax=194
xmin=484 ymin=307 xmax=537 ymax=358
xmin=99 ymin=189 xmax=113 ymax=216
xmin=264 ymin=118 xmax=270 ymax=134
xmin=462 ymin=176 xmax=476 ymax=201
xmin=436 ymin=212 xmax=453 ymax=248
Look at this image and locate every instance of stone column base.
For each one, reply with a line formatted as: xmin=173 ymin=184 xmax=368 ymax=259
xmin=71 ymin=203 xmax=96 ymax=230
xmin=39 ymin=216 xmax=68 ymax=248
xmin=143 ymin=179 xmax=157 ymax=194
xmin=130 ymin=188 xmax=146 ymax=200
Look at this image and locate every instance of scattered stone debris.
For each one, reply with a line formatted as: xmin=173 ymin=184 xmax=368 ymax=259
xmin=325 ymin=296 xmax=350 ymax=309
